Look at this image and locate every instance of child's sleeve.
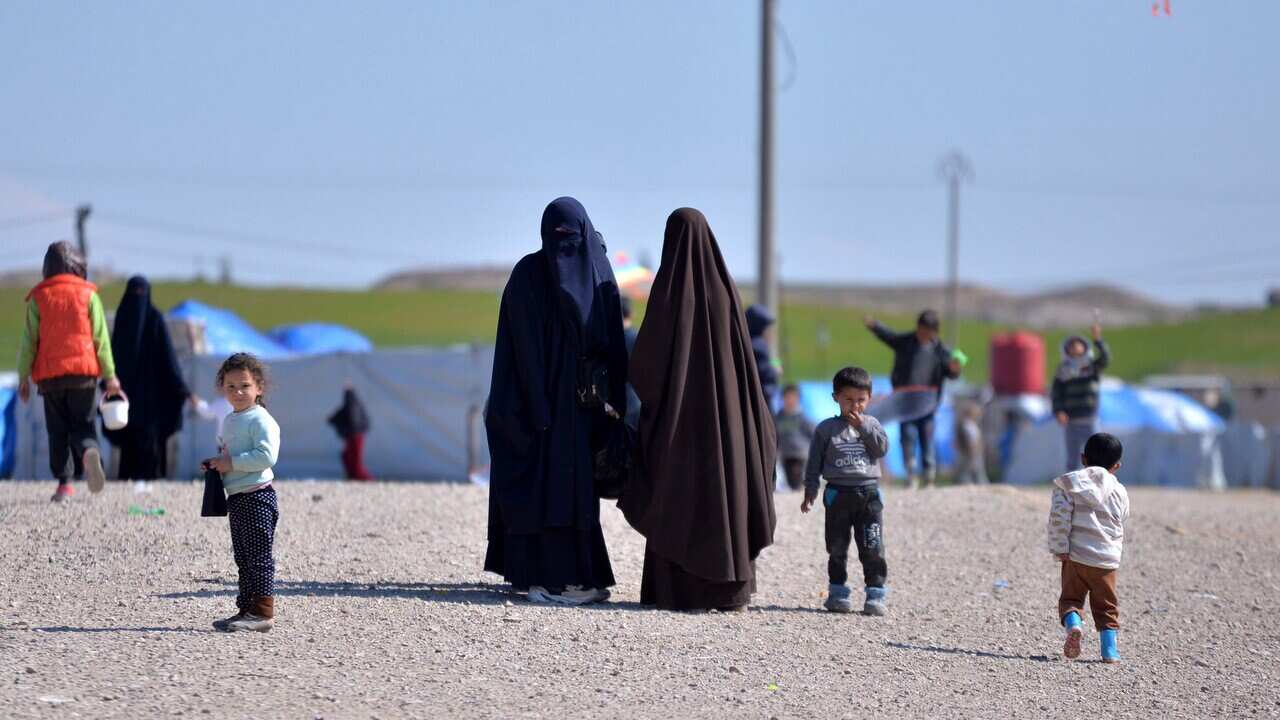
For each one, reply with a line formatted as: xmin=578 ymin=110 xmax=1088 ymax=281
xmin=88 ymin=292 xmax=117 ymax=380
xmin=861 ymin=417 xmax=890 ymax=460
xmin=1050 ymin=377 xmax=1064 ymax=414
xmin=803 ymin=423 xmax=826 ymax=496
xmin=1092 ymin=339 xmax=1111 ymax=373
xmin=1047 ymin=487 xmax=1073 ymax=555
xmin=869 ymin=322 xmax=907 ymax=350
xmin=17 ymin=300 xmax=39 ymax=381
xmin=230 ymin=415 xmax=281 ymax=473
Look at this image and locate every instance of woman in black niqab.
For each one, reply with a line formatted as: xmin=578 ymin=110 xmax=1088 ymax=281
xmin=103 ymin=276 xmax=193 ymax=479
xmin=620 ymin=208 xmax=777 ymax=611
xmin=483 ymin=197 xmax=627 ymax=603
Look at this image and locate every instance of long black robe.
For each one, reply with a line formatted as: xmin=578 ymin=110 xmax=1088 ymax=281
xmin=621 ymin=208 xmax=777 ymax=610
xmin=483 ymin=197 xmax=627 ymax=591
xmin=103 ymin=276 xmax=189 ymax=479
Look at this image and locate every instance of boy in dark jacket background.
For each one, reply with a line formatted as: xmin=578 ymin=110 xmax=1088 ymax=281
xmin=864 ymin=309 xmax=961 ymax=488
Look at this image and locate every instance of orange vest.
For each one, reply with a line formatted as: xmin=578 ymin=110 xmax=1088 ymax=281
xmin=26 ymin=274 xmax=101 ymax=383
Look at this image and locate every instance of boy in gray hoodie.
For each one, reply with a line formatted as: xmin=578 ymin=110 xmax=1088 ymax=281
xmin=1047 ymin=432 xmax=1130 ymax=663
xmin=802 ymin=367 xmax=890 ymax=615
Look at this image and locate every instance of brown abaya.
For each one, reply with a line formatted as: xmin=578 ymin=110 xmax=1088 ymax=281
xmin=620 ymin=208 xmax=777 ymax=610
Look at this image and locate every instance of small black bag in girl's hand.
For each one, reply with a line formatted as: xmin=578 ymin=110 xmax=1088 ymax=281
xmin=200 ymin=465 xmax=227 ymax=517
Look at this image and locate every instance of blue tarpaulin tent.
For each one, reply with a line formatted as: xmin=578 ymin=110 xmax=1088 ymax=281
xmin=269 ymin=323 xmax=373 ymax=355
xmin=167 ymin=301 xmax=373 ymax=359
xmin=0 ymin=378 xmax=16 ymax=479
xmin=168 ymin=300 xmax=294 ymax=359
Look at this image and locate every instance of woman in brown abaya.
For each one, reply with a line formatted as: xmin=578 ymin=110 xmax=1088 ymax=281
xmin=620 ymin=208 xmax=777 ymax=611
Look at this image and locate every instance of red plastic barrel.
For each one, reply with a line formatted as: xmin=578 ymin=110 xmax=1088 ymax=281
xmin=990 ymin=331 xmax=1045 ymax=395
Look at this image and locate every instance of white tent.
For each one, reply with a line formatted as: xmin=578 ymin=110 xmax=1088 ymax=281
xmin=1220 ymin=422 xmax=1271 ymax=489
xmin=14 ymin=346 xmax=494 ymax=482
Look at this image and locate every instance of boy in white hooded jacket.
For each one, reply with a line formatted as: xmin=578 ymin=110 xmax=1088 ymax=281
xmin=1047 ymin=432 xmax=1130 ymax=663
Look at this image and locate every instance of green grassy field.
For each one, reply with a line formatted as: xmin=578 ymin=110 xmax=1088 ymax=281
xmin=4 ymin=281 xmax=1278 ymax=383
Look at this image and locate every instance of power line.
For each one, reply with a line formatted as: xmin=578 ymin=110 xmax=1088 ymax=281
xmin=95 ymin=211 xmax=431 ymax=264
xmin=8 ymin=163 xmax=1280 ymax=207
xmin=0 ymin=211 xmax=72 ymax=232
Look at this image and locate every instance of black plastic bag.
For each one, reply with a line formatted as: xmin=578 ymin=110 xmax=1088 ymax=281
xmin=201 ymin=466 xmax=227 ymax=517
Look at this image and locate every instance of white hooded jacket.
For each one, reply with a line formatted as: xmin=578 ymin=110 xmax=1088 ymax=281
xmin=1046 ymin=467 xmax=1130 ymax=570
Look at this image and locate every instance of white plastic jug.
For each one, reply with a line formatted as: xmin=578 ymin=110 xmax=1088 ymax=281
xmin=101 ymin=394 xmax=130 ymax=431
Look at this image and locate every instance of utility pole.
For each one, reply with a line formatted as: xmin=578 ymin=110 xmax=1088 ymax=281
xmin=758 ymin=0 xmax=778 ymax=353
xmin=938 ymin=151 xmax=972 ymax=347
xmin=218 ymin=255 xmax=232 ymax=285
xmin=75 ymin=204 xmax=92 ymax=260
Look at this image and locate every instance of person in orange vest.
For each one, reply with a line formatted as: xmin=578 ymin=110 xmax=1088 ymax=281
xmin=16 ymin=241 xmax=122 ymax=502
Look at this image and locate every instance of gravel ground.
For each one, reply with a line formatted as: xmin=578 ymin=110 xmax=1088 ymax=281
xmin=1 ymin=481 xmax=1278 ymax=719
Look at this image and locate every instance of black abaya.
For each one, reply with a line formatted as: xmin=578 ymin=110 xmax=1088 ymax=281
xmin=103 ymin=276 xmax=189 ymax=479
xmin=483 ymin=197 xmax=627 ymax=591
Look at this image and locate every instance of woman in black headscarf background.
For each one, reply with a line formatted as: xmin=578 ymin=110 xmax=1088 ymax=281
xmin=483 ymin=197 xmax=627 ymax=605
xmin=104 ymin=276 xmax=196 ymax=479
xmin=621 ymin=208 xmax=777 ymax=611
xmin=328 ymin=385 xmax=373 ymax=480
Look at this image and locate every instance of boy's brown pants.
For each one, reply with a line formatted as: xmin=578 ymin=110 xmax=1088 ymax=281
xmin=1058 ymin=558 xmax=1119 ymax=631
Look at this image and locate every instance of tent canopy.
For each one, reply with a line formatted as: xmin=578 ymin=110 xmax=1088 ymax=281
xmin=268 ymin=323 xmax=373 ymax=355
xmin=167 ymin=300 xmax=372 ymax=359
xmin=168 ymin=300 xmax=293 ymax=359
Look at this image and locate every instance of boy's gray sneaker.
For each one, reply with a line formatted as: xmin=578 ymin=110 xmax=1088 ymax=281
xmin=824 ymin=584 xmax=854 ymax=613
xmin=863 ymin=586 xmax=888 ymax=616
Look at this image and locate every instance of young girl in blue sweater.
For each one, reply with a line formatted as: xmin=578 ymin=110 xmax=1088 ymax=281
xmin=203 ymin=353 xmax=281 ymax=632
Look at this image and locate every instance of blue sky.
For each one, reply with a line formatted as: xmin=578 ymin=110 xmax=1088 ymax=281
xmin=2 ymin=1 xmax=1277 ymax=305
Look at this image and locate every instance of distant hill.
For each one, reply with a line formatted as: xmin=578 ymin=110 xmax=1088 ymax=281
xmin=0 ymin=267 xmax=125 ymax=289
xmin=374 ymin=267 xmax=1189 ymax=328
xmin=376 ymin=266 xmax=511 ymax=292
xmin=774 ymin=282 xmax=1188 ymax=328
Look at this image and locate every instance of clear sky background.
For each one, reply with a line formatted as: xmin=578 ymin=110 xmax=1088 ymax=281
xmin=2 ymin=1 xmax=1277 ymax=305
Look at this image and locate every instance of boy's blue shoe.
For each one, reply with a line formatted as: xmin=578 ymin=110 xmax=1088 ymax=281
xmin=1100 ymin=629 xmax=1120 ymax=664
xmin=863 ymin=586 xmax=888 ymax=616
xmin=824 ymin=584 xmax=854 ymax=613
xmin=1062 ymin=611 xmax=1083 ymax=659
